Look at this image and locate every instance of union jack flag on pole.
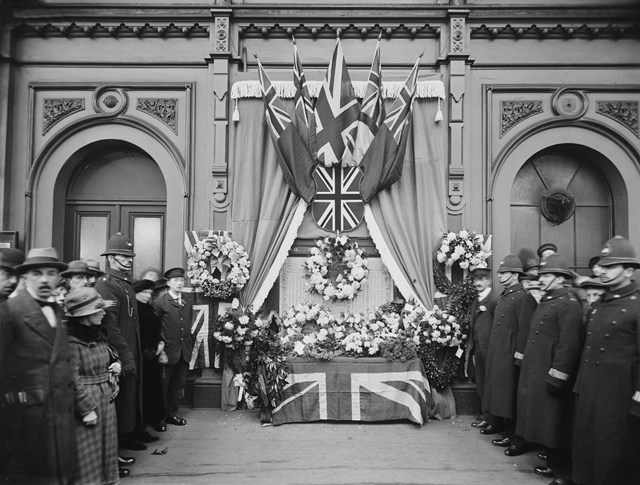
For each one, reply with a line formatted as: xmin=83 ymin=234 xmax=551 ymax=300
xmin=352 ymin=33 xmax=385 ymax=166
xmin=314 ymin=36 xmax=361 ymax=168
xmin=292 ymin=37 xmax=316 ymax=155
xmin=255 ymin=53 xmax=316 ymax=203
xmin=359 ymin=54 xmax=422 ymax=203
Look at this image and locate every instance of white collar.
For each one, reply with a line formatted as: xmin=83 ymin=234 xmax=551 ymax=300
xmin=478 ymin=287 xmax=492 ymax=300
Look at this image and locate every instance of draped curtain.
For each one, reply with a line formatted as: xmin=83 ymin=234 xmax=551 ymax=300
xmin=230 ymin=96 xmax=446 ymax=311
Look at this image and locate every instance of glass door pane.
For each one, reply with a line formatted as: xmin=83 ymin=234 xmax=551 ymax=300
xmin=79 ymin=215 xmax=109 ymax=271
xmin=130 ymin=213 xmax=164 ymax=279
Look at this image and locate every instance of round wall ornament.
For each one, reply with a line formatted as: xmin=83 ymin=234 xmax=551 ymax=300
xmin=304 ymin=234 xmax=368 ymax=301
xmin=541 ymin=188 xmax=575 ymax=225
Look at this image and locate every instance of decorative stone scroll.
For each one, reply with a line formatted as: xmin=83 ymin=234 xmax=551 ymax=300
xmin=596 ymin=101 xmax=639 ymax=137
xmin=136 ymin=98 xmax=178 ymax=134
xmin=279 ymin=257 xmax=394 ymax=315
xmin=500 ymin=100 xmax=543 ymax=137
xmin=42 ymin=98 xmax=85 ymax=134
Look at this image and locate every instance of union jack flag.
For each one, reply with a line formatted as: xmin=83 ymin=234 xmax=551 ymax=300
xmin=292 ymin=37 xmax=316 ymax=154
xmin=314 ymin=37 xmax=361 ymax=168
xmin=352 ymin=33 xmax=385 ymax=166
xmin=311 ymin=165 xmax=364 ymax=232
xmin=359 ymin=54 xmax=421 ymax=203
xmin=271 ymin=358 xmax=434 ymax=425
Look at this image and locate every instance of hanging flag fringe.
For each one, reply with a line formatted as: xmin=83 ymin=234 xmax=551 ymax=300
xmin=231 ymin=79 xmax=445 ymax=100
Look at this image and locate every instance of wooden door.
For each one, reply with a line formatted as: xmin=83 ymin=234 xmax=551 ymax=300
xmin=510 ymin=151 xmax=612 ymax=274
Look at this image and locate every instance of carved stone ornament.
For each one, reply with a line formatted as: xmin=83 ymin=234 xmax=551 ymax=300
xmin=541 ymin=188 xmax=575 ymax=225
xmin=500 ymin=100 xmax=543 ymax=137
xmin=596 ymin=101 xmax=639 ymax=137
xmin=136 ymin=98 xmax=178 ymax=134
xmin=215 ymin=17 xmax=229 ymax=52
xmin=551 ymin=88 xmax=588 ymax=119
xmin=450 ymin=17 xmax=465 ymax=53
xmin=42 ymin=98 xmax=85 ymax=134
xmin=93 ymin=87 xmax=128 ymax=116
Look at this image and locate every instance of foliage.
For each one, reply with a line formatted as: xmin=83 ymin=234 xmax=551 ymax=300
xmin=418 ymin=344 xmax=461 ymax=392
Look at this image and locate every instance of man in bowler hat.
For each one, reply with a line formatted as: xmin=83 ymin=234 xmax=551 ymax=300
xmin=153 ymin=267 xmax=194 ymax=428
xmin=0 ymin=247 xmax=24 ymax=302
xmin=0 ymin=248 xmax=76 ymax=483
xmin=572 ymin=236 xmax=640 ymax=485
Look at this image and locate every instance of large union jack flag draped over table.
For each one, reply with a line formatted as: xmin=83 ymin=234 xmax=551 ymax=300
xmin=311 ymin=165 xmax=364 ymax=232
xmin=292 ymin=37 xmax=316 ymax=155
xmin=255 ymin=53 xmax=316 ymax=203
xmin=352 ymin=33 xmax=385 ymax=166
xmin=314 ymin=37 xmax=361 ymax=168
xmin=271 ymin=358 xmax=434 ymax=426
xmin=359 ymin=54 xmax=422 ymax=203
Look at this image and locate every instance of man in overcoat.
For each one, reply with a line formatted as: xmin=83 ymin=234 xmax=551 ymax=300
xmin=94 ymin=232 xmax=149 ymax=460
xmin=481 ymin=254 xmax=537 ymax=456
xmin=153 ymin=267 xmax=194 ymax=427
xmin=468 ymin=264 xmax=499 ymax=430
xmin=0 ymin=248 xmax=24 ymax=302
xmin=515 ymin=255 xmax=584 ymax=485
xmin=572 ymin=236 xmax=640 ymax=485
xmin=0 ymin=248 xmax=76 ymax=484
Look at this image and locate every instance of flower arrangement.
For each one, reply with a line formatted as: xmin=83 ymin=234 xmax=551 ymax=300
xmin=435 ymin=229 xmax=492 ymax=269
xmin=407 ymin=304 xmax=465 ymax=348
xmin=303 ymin=233 xmax=368 ymax=301
xmin=187 ymin=235 xmax=251 ymax=299
xmin=213 ymin=299 xmax=265 ymax=350
xmin=281 ymin=303 xmax=345 ymax=360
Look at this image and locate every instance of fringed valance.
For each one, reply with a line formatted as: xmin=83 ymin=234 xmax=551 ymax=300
xmin=231 ymin=80 xmax=445 ymax=100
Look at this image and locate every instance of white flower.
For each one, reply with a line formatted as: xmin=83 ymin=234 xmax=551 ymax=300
xmin=224 ymin=322 xmax=234 ymax=330
xmin=294 ymin=341 xmax=306 ymax=355
xmin=238 ymin=315 xmax=249 ymax=325
xmin=459 ymin=229 xmax=469 ymax=238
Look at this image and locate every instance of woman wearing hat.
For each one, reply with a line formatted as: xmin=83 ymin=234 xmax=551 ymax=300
xmin=65 ymin=287 xmax=124 ymax=482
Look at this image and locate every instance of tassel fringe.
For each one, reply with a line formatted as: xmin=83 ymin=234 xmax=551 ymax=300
xmin=231 ymin=80 xmax=445 ymax=100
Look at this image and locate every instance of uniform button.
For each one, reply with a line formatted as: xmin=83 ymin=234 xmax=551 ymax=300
xmin=595 ymin=361 xmax=600 ymax=365
xmin=535 ymin=331 xmax=540 ymax=334
xmin=587 ymin=332 xmax=592 ymax=336
xmin=600 ymin=348 xmax=605 ymax=352
xmin=621 ymin=309 xmax=627 ymax=313
xmin=586 ymin=346 xmax=590 ymax=349
xmin=605 ymin=334 xmax=610 ymax=338
xmin=585 ymin=359 xmax=589 ymax=363
xmin=612 ymin=321 xmax=617 ymax=325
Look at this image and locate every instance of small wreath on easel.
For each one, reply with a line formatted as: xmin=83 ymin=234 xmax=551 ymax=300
xmin=303 ymin=234 xmax=368 ymax=301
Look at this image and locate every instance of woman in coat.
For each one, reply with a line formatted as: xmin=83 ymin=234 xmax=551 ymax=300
xmin=65 ymin=287 xmax=121 ymax=485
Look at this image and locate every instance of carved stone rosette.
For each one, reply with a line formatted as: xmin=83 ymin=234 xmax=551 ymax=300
xmin=214 ymin=17 xmax=229 ymax=52
xmin=42 ymin=98 xmax=85 ymax=134
xmin=596 ymin=101 xmax=639 ymax=137
xmin=450 ymin=17 xmax=466 ymax=53
xmin=136 ymin=98 xmax=178 ymax=134
xmin=500 ymin=100 xmax=543 ymax=137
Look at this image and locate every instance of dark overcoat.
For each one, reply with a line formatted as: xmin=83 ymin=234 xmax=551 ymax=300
xmin=482 ymin=283 xmax=537 ymax=419
xmin=138 ymin=300 xmax=165 ymax=425
xmin=515 ymin=288 xmax=584 ymax=448
xmin=469 ymin=289 xmax=499 ymax=408
xmin=0 ymin=290 xmax=76 ymax=484
xmin=572 ymin=281 xmax=640 ymax=485
xmin=153 ymin=292 xmax=194 ymax=366
xmin=94 ymin=267 xmax=142 ymax=434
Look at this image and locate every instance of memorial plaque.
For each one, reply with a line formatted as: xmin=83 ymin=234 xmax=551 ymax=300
xmin=279 ymin=256 xmax=394 ymax=314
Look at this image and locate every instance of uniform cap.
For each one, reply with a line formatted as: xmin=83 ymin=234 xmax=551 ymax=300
xmin=15 ymin=247 xmax=68 ymax=275
xmin=0 ymin=248 xmax=25 ymax=271
xmin=497 ymin=255 xmax=525 ymax=275
xmin=60 ymin=260 xmax=94 ymax=278
xmin=597 ymin=235 xmax=640 ymax=268
xmin=101 ymin=232 xmax=136 ymax=257
xmin=538 ymin=254 xmax=574 ymax=278
xmin=537 ymin=243 xmax=558 ymax=258
xmin=164 ymin=267 xmax=185 ymax=280
xmin=64 ymin=287 xmax=106 ymax=317
xmin=470 ymin=264 xmax=491 ymax=278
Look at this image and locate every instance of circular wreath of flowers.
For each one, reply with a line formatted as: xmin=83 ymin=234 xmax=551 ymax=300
xmin=303 ymin=234 xmax=368 ymax=301
xmin=186 ymin=235 xmax=251 ymax=299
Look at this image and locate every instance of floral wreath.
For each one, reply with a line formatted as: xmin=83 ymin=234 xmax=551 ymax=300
xmin=303 ymin=234 xmax=368 ymax=301
xmin=435 ymin=229 xmax=491 ymax=270
xmin=186 ymin=235 xmax=251 ymax=299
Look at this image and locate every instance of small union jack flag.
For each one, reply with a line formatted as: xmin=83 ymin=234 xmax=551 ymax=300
xmin=311 ymin=166 xmax=364 ymax=232
xmin=292 ymin=36 xmax=316 ymax=154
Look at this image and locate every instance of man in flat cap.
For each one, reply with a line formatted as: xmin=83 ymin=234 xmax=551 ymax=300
xmin=0 ymin=247 xmax=24 ymax=302
xmin=572 ymin=236 xmax=640 ymax=485
xmin=153 ymin=267 xmax=193 ymax=427
xmin=537 ymin=243 xmax=558 ymax=261
xmin=0 ymin=248 xmax=76 ymax=483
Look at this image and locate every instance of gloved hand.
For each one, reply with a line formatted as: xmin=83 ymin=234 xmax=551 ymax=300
xmin=122 ymin=360 xmax=137 ymax=377
xmin=546 ymin=382 xmax=562 ymax=396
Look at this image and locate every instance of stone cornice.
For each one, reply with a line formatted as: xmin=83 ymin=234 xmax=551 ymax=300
xmin=13 ymin=22 xmax=209 ymax=38
xmin=471 ymin=23 xmax=640 ymax=40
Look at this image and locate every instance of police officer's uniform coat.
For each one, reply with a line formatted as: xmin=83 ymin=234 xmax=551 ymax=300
xmin=0 ymin=289 xmax=76 ymax=483
xmin=94 ymin=267 xmax=142 ymax=434
xmin=572 ymin=281 xmax=640 ymax=485
xmin=516 ymin=287 xmax=584 ymax=448
xmin=482 ymin=283 xmax=537 ymax=419
xmin=469 ymin=289 xmax=499 ymax=408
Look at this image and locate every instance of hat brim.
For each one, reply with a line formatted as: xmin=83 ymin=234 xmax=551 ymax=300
xmin=60 ymin=269 xmax=94 ymax=278
xmin=498 ymin=268 xmax=525 ymax=275
xmin=597 ymin=256 xmax=640 ymax=268
xmin=101 ymin=250 xmax=136 ymax=257
xmin=16 ymin=261 xmax=68 ymax=275
xmin=538 ymin=268 xmax=575 ymax=278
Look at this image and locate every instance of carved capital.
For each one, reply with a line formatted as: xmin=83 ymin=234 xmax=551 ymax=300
xmin=42 ymin=98 xmax=85 ymax=134
xmin=500 ymin=100 xmax=543 ymax=137
xmin=596 ymin=100 xmax=639 ymax=137
xmin=136 ymin=98 xmax=178 ymax=134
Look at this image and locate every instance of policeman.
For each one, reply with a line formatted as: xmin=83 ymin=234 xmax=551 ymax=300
xmin=572 ymin=236 xmax=640 ymax=485
xmin=515 ymin=255 xmax=584 ymax=485
xmin=481 ymin=255 xmax=537 ymax=457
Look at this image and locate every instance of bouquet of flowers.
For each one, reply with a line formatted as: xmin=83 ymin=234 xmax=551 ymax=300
xmin=187 ymin=235 xmax=251 ymax=299
xmin=304 ymin=234 xmax=368 ymax=301
xmin=413 ymin=304 xmax=465 ymax=348
xmin=280 ymin=303 xmax=345 ymax=360
xmin=435 ymin=229 xmax=492 ymax=270
xmin=213 ymin=299 xmax=264 ymax=350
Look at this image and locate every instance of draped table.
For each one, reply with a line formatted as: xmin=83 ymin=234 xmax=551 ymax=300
xmin=271 ymin=357 xmax=435 ymax=426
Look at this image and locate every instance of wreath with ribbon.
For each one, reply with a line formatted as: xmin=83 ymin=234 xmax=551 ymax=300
xmin=303 ymin=234 xmax=368 ymax=301
xmin=186 ymin=235 xmax=251 ymax=299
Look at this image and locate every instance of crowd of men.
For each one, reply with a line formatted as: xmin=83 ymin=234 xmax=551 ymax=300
xmin=469 ymin=237 xmax=640 ymax=485
xmin=0 ymin=232 xmax=194 ymax=483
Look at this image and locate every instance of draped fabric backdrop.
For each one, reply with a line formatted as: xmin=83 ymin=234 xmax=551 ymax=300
xmin=230 ymin=94 xmax=446 ymax=310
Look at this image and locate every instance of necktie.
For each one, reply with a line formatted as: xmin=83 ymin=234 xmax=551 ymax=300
xmin=37 ymin=300 xmax=57 ymax=308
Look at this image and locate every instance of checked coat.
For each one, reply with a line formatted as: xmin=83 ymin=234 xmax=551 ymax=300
xmin=572 ymin=281 xmax=640 ymax=485
xmin=482 ymin=283 xmax=537 ymax=419
xmin=0 ymin=289 xmax=77 ymax=484
xmin=516 ymin=288 xmax=584 ymax=448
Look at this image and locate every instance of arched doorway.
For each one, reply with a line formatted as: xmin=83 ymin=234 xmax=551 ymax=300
xmin=510 ymin=144 xmax=613 ymax=274
xmin=63 ymin=143 xmax=167 ymax=277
